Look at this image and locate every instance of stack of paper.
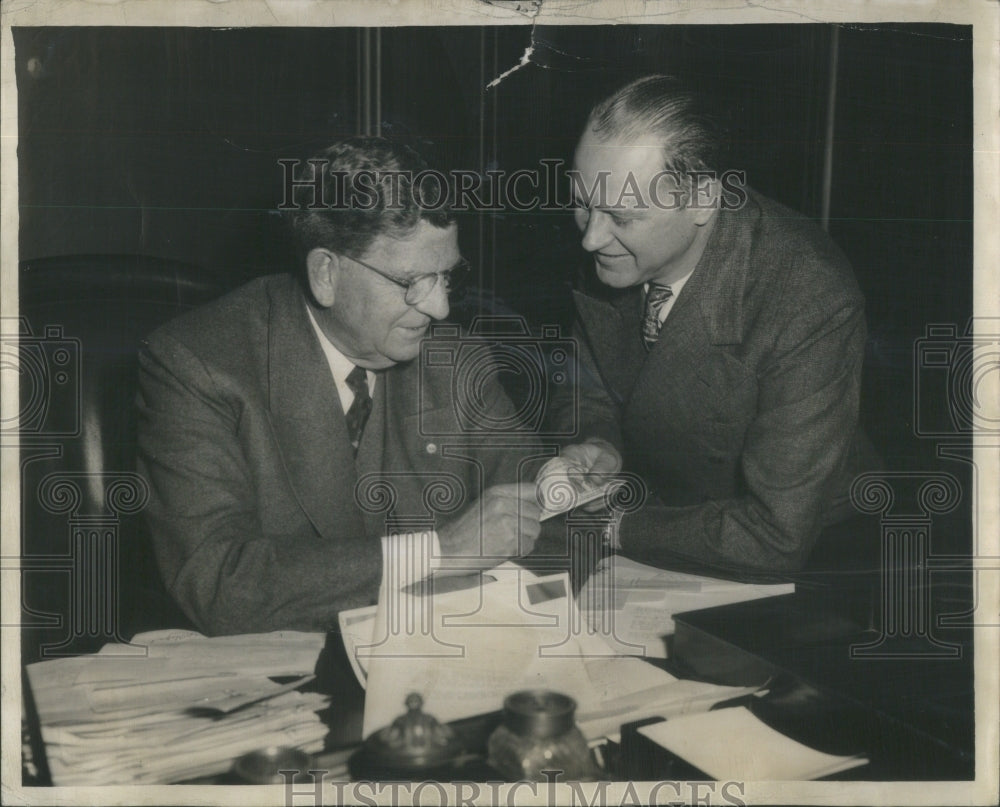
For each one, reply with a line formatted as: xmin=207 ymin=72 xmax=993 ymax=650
xmin=26 ymin=630 xmax=330 ymax=785
xmin=638 ymin=707 xmax=868 ymax=780
xmin=578 ymin=554 xmax=795 ymax=659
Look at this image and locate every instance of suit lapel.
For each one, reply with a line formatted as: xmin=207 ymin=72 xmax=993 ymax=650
xmin=265 ymin=277 xmax=360 ymax=542
xmin=686 ymin=196 xmax=757 ymax=348
xmin=354 ymin=371 xmax=389 ymax=537
xmin=375 ymin=362 xmax=459 ymax=531
xmin=633 ymin=200 xmax=761 ymax=411
xmin=645 ymin=278 xmax=712 ymax=377
xmin=355 ymin=373 xmax=386 ymax=478
xmin=573 ymin=198 xmax=760 ymax=402
xmin=572 ymin=288 xmax=647 ymax=405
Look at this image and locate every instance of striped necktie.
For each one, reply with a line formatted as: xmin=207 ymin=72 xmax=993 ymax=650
xmin=345 ymin=365 xmax=372 ymax=455
xmin=642 ymin=283 xmax=673 ymax=349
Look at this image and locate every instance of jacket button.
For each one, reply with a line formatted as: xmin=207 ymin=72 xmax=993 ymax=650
xmin=426 ymin=443 xmax=438 ymax=454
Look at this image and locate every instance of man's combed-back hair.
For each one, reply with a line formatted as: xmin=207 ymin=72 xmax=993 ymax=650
xmin=286 ymin=136 xmax=454 ymax=265
xmin=587 ymin=75 xmax=726 ymax=175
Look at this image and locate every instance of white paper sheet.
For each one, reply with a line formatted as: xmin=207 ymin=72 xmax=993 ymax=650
xmin=578 ymin=554 xmax=795 ymax=658
xmin=637 ymin=706 xmax=869 ymax=780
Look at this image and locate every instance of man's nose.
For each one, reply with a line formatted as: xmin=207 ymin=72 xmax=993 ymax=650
xmin=415 ymin=277 xmax=450 ymax=320
xmin=580 ymin=210 xmax=613 ymax=252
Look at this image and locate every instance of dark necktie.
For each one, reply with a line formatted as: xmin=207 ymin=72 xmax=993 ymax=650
xmin=345 ymin=365 xmax=372 ymax=455
xmin=642 ymin=283 xmax=674 ymax=349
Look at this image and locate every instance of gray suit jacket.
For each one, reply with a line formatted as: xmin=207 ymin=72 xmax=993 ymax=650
xmin=137 ymin=274 xmax=535 ymax=635
xmin=562 ymin=191 xmax=872 ymax=574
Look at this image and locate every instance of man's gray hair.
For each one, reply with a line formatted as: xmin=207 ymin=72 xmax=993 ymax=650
xmin=587 ymin=75 xmax=726 ymax=175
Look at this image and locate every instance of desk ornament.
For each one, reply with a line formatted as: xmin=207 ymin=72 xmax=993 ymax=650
xmin=232 ymin=746 xmax=313 ymax=784
xmin=350 ymin=692 xmax=464 ymax=780
xmin=487 ymin=690 xmax=601 ymax=781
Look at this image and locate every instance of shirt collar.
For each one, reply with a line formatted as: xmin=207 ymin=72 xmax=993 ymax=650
xmin=644 ymin=266 xmax=695 ymax=299
xmin=305 ymin=304 xmax=363 ymax=388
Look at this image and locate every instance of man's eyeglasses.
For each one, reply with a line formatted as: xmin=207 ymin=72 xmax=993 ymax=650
xmin=343 ymin=252 xmax=473 ymax=306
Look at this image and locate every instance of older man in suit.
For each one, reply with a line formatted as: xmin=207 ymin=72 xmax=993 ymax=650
xmin=137 ymin=137 xmax=543 ymax=636
xmin=553 ymin=75 xmax=874 ymax=575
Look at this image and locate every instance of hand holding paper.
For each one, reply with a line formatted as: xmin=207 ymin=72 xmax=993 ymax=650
xmin=438 ymin=482 xmax=541 ymax=564
xmin=560 ymin=438 xmax=623 ymax=476
xmin=537 ymin=439 xmax=622 ymax=518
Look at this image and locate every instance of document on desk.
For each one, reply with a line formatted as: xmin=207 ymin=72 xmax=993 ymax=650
xmin=339 ymin=562 xmax=533 ymax=688
xmin=637 ymin=706 xmax=869 ymax=780
xmin=359 ymin=561 xmax=759 ymax=740
xmin=577 ymin=554 xmax=795 ymax=659
xmin=25 ymin=630 xmax=330 ymax=785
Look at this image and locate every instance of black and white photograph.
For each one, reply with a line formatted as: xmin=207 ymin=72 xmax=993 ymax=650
xmin=2 ymin=1 xmax=997 ymax=805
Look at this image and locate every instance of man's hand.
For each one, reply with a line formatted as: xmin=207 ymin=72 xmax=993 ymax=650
xmin=536 ymin=438 xmax=623 ymax=514
xmin=560 ymin=438 xmax=622 ymax=476
xmin=437 ymin=483 xmax=541 ymax=568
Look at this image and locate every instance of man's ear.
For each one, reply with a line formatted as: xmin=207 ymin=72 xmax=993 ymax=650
xmin=306 ymin=248 xmax=340 ymax=307
xmin=689 ymin=175 xmax=721 ymax=226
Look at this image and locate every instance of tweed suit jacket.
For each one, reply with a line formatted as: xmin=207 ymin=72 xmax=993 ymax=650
xmin=137 ymin=274 xmax=534 ymax=635
xmin=563 ymin=190 xmax=871 ymax=574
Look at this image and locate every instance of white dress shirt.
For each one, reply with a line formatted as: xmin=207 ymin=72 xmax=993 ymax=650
xmin=306 ymin=305 xmax=376 ymax=414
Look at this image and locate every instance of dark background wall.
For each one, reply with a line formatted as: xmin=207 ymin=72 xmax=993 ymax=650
xmin=13 ymin=24 xmax=975 ymax=659
xmin=15 ymin=25 xmax=974 ymax=464
xmin=15 ymin=27 xmax=972 ymax=298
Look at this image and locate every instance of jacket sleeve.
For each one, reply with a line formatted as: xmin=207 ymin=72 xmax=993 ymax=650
xmin=136 ymin=332 xmax=382 ymax=635
xmin=618 ymin=293 xmax=868 ymax=575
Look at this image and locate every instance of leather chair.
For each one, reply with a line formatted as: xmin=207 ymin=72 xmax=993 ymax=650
xmin=14 ymin=255 xmax=231 ymax=664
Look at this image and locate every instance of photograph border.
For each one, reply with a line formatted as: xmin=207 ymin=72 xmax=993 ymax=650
xmin=1 ymin=2 xmax=997 ymax=805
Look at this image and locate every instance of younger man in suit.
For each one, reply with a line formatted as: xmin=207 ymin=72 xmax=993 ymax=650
xmin=552 ymin=75 xmax=874 ymax=575
xmin=137 ymin=137 xmax=542 ymax=635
